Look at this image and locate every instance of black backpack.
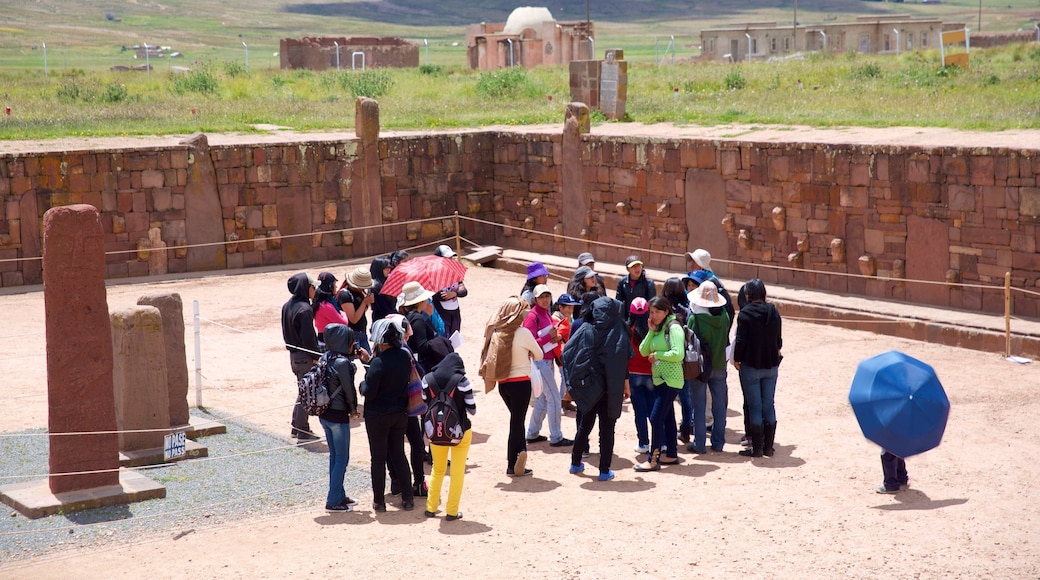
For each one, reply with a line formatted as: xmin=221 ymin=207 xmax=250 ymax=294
xmin=422 ymin=372 xmax=465 ymax=446
xmin=297 ymin=353 xmax=343 ymax=416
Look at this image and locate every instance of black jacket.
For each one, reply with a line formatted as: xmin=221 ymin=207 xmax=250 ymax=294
xmin=361 ymin=346 xmax=412 ymax=417
xmin=615 ymin=273 xmax=657 ymax=310
xmin=562 ymin=297 xmax=632 ymax=419
xmin=319 ymin=323 xmax=359 ymax=423
xmin=281 ymin=273 xmax=319 ymax=359
xmin=733 ymin=301 xmax=783 ymax=370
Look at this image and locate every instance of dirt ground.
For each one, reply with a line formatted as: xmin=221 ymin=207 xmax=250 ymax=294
xmin=2 ymin=258 xmax=1039 ymax=579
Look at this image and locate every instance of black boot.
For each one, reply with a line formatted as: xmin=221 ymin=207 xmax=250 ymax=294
xmin=739 ymin=425 xmax=764 ymax=458
xmin=763 ymin=422 xmax=777 ymax=457
xmin=679 ymin=424 xmax=691 ymax=445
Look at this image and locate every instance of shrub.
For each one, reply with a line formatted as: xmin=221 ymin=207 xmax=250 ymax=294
xmin=852 ymin=62 xmax=882 ymax=79
xmin=338 ymin=70 xmax=394 ymax=98
xmin=99 ymin=82 xmax=128 ymax=103
xmin=222 ymin=60 xmax=246 ymax=78
xmin=56 ymin=78 xmax=88 ymax=102
xmin=171 ymin=66 xmax=218 ymax=95
xmin=475 ymin=67 xmax=531 ymax=98
xmin=723 ymin=69 xmax=746 ymax=90
xmin=419 ymin=64 xmax=444 ymax=75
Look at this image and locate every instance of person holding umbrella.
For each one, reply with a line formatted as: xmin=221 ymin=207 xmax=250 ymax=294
xmin=431 ymin=244 xmax=468 ymax=338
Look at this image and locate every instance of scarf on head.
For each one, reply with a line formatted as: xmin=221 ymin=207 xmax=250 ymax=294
xmin=478 ymin=296 xmax=529 ymax=393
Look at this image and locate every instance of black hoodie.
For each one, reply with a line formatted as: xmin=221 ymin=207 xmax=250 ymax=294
xmin=733 ymin=301 xmax=783 ymax=370
xmin=281 ymin=273 xmax=319 ymax=359
xmin=319 ymin=323 xmax=359 ymax=423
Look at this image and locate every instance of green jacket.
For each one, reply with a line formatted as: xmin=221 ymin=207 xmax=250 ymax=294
xmin=638 ymin=314 xmax=685 ymax=389
xmin=690 ymin=310 xmax=731 ymax=374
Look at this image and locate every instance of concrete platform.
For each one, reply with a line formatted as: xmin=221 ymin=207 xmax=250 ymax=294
xmin=0 ymin=469 xmax=166 ymax=520
xmin=495 ymin=249 xmax=1040 ymax=359
xmin=184 ymin=415 xmax=227 ymax=438
xmin=119 ymin=438 xmax=208 ymax=468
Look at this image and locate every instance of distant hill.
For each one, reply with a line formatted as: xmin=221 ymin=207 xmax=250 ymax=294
xmin=281 ymin=0 xmax=889 ymax=27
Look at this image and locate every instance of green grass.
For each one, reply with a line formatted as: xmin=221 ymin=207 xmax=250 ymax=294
xmin=1 ymin=43 xmax=1039 ymax=139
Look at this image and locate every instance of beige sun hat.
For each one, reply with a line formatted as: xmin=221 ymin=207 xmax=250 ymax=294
xmin=689 ymin=281 xmax=727 ymax=308
xmin=688 ymin=248 xmax=712 ymax=271
xmin=398 ymin=281 xmax=435 ymax=307
xmin=345 ymin=266 xmax=374 ymax=290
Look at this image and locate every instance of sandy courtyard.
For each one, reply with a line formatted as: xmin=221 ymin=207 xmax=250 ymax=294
xmin=1 ymin=260 xmax=1039 ymax=579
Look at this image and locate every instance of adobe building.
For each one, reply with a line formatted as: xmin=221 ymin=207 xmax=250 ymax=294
xmin=280 ymin=37 xmax=418 ymax=70
xmin=700 ymin=15 xmax=965 ymax=61
xmin=466 ymin=7 xmax=593 ymax=70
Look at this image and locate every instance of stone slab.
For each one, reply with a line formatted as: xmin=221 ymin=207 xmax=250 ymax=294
xmin=0 ymin=469 xmax=166 ymax=520
xmin=186 ymin=415 xmax=228 ymax=438
xmin=118 ymin=439 xmax=208 ymax=468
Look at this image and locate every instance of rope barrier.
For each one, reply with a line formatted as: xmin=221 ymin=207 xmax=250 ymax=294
xmin=0 ymin=477 xmax=324 ymax=537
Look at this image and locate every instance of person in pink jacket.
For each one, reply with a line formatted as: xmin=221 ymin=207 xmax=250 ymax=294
xmin=524 ymin=285 xmax=573 ymax=448
xmin=312 ymin=272 xmax=350 ymax=350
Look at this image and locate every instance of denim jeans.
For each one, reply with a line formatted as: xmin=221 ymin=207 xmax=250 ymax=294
xmin=526 ymin=359 xmax=564 ymax=443
xmin=319 ymin=417 xmax=351 ymax=508
xmin=649 ymin=385 xmax=680 ymax=459
xmin=628 ymin=373 xmax=654 ymax=448
xmin=738 ymin=365 xmax=778 ymax=427
xmin=687 ymin=378 xmax=708 ymax=452
xmin=706 ymin=369 xmax=729 ymax=451
xmin=677 ymin=381 xmax=693 ymax=429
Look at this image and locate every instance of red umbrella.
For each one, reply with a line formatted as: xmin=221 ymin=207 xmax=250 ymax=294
xmin=380 ymin=255 xmax=468 ymax=298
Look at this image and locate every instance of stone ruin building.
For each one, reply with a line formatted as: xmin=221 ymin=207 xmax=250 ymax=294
xmin=466 ymin=6 xmax=593 ymax=70
xmin=280 ymin=37 xmax=419 ymax=70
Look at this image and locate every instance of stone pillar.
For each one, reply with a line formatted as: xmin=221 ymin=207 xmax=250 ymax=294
xmin=42 ymin=205 xmax=119 ymax=493
xmin=137 ymin=293 xmax=189 ymax=428
xmin=111 ymin=306 xmax=171 ymax=453
xmin=599 ymin=49 xmax=627 ymax=120
xmin=182 ymin=133 xmax=228 ymax=272
xmin=561 ymin=103 xmax=590 ymax=258
xmin=353 ymin=97 xmax=385 ymax=256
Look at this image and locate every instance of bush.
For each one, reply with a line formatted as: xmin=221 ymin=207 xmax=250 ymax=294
xmin=852 ymin=62 xmax=882 ymax=80
xmin=338 ymin=70 xmax=394 ymax=98
xmin=99 ymin=82 xmax=128 ymax=103
xmin=222 ymin=61 xmax=246 ymax=78
xmin=56 ymin=78 xmax=89 ymax=102
xmin=723 ymin=69 xmax=746 ymax=90
xmin=171 ymin=66 xmax=219 ymax=95
xmin=476 ymin=67 xmax=531 ymax=98
xmin=419 ymin=64 xmax=444 ymax=75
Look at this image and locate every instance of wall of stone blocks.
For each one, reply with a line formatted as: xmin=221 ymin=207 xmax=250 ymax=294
xmin=1 ymin=130 xmax=1039 ymax=318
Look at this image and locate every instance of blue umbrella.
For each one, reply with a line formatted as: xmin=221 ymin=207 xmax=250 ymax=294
xmin=848 ymin=350 xmax=950 ymax=458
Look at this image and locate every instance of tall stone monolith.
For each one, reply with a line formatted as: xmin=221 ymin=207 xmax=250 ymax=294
xmin=137 ymin=293 xmax=189 ymax=427
xmin=111 ymin=306 xmax=171 ymax=453
xmin=43 ymin=205 xmax=119 ymax=493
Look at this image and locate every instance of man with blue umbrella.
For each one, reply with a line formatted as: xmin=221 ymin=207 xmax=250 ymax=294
xmin=848 ymin=350 xmax=951 ymax=495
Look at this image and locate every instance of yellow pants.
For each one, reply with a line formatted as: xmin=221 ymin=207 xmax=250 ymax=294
xmin=426 ymin=428 xmax=472 ymax=517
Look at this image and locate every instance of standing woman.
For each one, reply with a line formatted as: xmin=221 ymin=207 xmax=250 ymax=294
xmin=733 ymin=279 xmax=783 ymax=458
xmin=521 ymin=262 xmax=550 ymax=306
xmin=422 ymin=353 xmax=476 ymax=521
xmin=634 ymin=296 xmax=685 ymax=472
xmin=361 ymin=319 xmax=415 ymax=512
xmin=478 ymin=296 xmax=543 ymax=477
xmin=368 ymin=257 xmax=396 ymax=322
xmin=312 ymin=272 xmax=349 ymax=351
xmin=661 ymin=277 xmax=694 ymax=446
xmin=432 ymin=245 xmax=469 ymax=338
xmin=626 ymin=297 xmax=654 ymax=454
xmin=566 ymin=266 xmax=601 ymax=303
xmin=319 ymin=323 xmax=370 ymax=512
xmin=338 ymin=267 xmax=376 ymax=355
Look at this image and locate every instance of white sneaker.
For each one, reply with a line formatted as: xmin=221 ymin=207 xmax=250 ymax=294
xmin=633 ymin=444 xmax=650 ymax=454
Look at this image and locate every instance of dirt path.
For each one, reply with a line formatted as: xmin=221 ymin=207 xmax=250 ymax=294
xmin=2 ymin=260 xmax=1039 ymax=578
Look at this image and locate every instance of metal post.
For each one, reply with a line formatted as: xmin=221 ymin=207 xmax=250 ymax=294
xmin=820 ymin=30 xmax=827 ymax=52
xmin=424 ymin=38 xmax=429 ymax=66
xmin=793 ymin=0 xmax=798 ymax=51
xmin=589 ymin=37 xmax=595 ymax=60
xmin=505 ymin=38 xmax=514 ymax=67
xmin=42 ymin=41 xmax=47 ymax=77
xmin=1005 ymin=271 xmax=1012 ymax=357
xmin=193 ymin=300 xmax=203 ymax=409
xmin=454 ymin=211 xmax=461 ymax=258
xmin=242 ymin=41 xmax=249 ymax=72
xmin=894 ymin=29 xmax=900 ymax=55
xmin=352 ymin=51 xmax=365 ymax=71
xmin=746 ymin=33 xmax=752 ymax=63
xmin=144 ymin=42 xmax=150 ymax=74
xmin=334 ymin=41 xmax=340 ymax=70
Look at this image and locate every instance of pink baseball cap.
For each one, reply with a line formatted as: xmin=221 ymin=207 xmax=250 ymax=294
xmin=630 ymin=297 xmax=649 ymax=315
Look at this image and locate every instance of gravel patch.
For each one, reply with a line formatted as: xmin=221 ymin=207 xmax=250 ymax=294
xmin=0 ymin=409 xmax=369 ymax=563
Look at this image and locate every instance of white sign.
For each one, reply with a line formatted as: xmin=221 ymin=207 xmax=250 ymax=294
xmin=164 ymin=432 xmax=187 ymax=461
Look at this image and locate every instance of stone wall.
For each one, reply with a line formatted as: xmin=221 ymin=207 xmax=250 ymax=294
xmin=2 ymin=119 xmax=1039 ymax=318
xmin=280 ymin=37 xmax=419 ymax=71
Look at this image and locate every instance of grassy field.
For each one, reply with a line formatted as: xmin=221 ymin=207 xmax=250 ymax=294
xmin=0 ymin=0 xmax=1038 ymax=139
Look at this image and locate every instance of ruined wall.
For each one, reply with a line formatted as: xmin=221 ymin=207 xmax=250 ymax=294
xmin=1 ymin=128 xmax=1039 ymax=317
xmin=280 ymin=37 xmax=419 ymax=71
